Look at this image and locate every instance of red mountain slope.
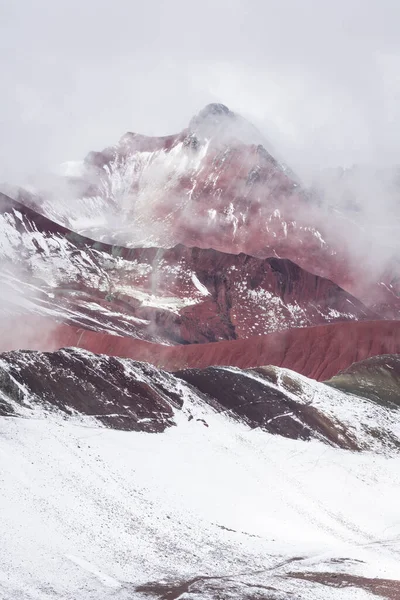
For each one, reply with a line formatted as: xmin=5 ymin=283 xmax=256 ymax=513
xmin=3 ymin=316 xmax=400 ymax=381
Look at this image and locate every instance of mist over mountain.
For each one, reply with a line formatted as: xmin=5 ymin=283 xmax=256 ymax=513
xmin=2 ymin=2 xmax=400 ymax=598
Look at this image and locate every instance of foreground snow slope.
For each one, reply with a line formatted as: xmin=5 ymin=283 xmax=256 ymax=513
xmin=1 ymin=408 xmax=400 ymax=599
xmin=1 ymin=349 xmax=400 ymax=598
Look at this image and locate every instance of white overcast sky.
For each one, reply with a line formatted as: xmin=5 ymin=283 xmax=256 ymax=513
xmin=1 ymin=0 xmax=400 ymax=181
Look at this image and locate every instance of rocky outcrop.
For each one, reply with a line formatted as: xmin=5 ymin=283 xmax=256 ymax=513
xmin=0 ymin=348 xmax=185 ymax=432
xmin=176 ymin=363 xmax=400 ymax=451
xmin=177 ymin=365 xmax=359 ymax=449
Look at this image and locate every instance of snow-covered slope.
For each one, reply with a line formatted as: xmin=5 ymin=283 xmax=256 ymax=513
xmin=3 ymin=418 xmax=400 ymax=599
xmin=1 ymin=349 xmax=400 ymax=599
xmin=2 ymin=347 xmax=400 ymax=451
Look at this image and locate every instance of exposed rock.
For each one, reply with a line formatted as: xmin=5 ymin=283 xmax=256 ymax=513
xmin=176 ymin=363 xmax=400 ymax=451
xmin=177 ymin=365 xmax=359 ymax=449
xmin=0 ymin=348 xmax=186 ymax=432
xmin=288 ymin=572 xmax=400 ymax=599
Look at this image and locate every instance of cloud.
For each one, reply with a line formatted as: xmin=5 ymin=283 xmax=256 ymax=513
xmin=1 ymin=0 xmax=400 ymax=181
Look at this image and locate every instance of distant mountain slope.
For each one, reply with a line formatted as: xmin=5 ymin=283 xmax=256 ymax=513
xmin=0 ymin=192 xmax=373 ymax=346
xmin=2 ymin=317 xmax=400 ymax=381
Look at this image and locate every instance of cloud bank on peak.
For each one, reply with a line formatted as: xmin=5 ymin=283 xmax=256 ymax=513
xmin=1 ymin=0 xmax=400 ymax=182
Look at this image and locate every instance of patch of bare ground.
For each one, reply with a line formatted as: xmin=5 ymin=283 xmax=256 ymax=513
xmin=288 ymin=572 xmax=400 ymax=599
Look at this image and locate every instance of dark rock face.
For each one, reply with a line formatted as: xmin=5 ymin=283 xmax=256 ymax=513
xmin=176 ymin=366 xmax=358 ymax=449
xmin=0 ymin=348 xmax=185 ymax=432
xmin=288 ymin=572 xmax=400 ymax=599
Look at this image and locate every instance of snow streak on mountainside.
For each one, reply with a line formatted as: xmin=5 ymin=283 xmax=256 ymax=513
xmin=1 ymin=348 xmax=400 ymax=599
